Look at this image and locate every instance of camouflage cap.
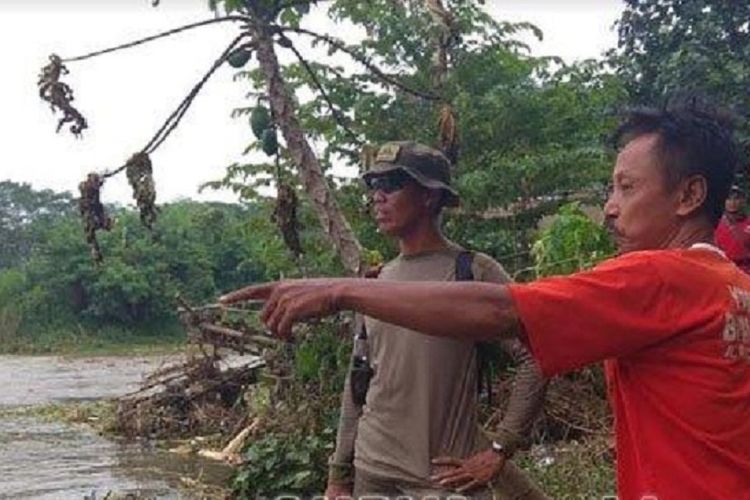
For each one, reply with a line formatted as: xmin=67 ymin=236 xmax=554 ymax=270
xmin=362 ymin=141 xmax=459 ymax=206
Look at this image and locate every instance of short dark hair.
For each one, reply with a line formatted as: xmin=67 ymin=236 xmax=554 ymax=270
xmin=612 ymin=96 xmax=739 ymax=225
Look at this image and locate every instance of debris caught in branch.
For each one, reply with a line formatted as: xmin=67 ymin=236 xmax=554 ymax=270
xmin=437 ymin=103 xmax=459 ymax=165
xmin=38 ymin=54 xmax=88 ymax=137
xmin=78 ymin=173 xmax=112 ymax=262
xmin=273 ymin=181 xmax=303 ymax=257
xmin=125 ymin=152 xmax=158 ymax=229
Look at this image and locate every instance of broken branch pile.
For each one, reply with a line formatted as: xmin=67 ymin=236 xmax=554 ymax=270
xmin=114 ymin=299 xmax=279 ymax=440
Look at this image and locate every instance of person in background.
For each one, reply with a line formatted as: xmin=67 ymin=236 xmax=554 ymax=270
xmin=715 ymin=185 xmax=750 ymax=273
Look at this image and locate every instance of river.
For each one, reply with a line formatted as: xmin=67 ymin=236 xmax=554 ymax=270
xmin=0 ymin=355 xmax=233 ymax=499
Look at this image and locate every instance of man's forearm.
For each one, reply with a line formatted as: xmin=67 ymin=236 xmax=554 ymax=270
xmin=491 ymin=339 xmax=547 ymax=453
xmin=337 ymin=280 xmax=520 ymax=342
xmin=329 ymin=367 xmax=361 ymax=484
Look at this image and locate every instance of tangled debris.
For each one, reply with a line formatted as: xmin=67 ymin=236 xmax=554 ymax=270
xmin=78 ymin=173 xmax=113 ymax=262
xmin=37 ymin=54 xmax=88 ymax=137
xmin=114 ymin=299 xmax=281 ymax=440
xmin=272 ymin=182 xmax=303 ymax=257
xmin=125 ymin=152 xmax=158 ymax=229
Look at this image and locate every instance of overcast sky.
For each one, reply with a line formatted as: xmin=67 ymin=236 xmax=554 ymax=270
xmin=0 ymin=0 xmax=623 ymax=206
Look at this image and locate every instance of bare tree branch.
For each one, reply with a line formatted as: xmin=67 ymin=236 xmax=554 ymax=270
xmin=282 ymin=36 xmax=363 ymax=145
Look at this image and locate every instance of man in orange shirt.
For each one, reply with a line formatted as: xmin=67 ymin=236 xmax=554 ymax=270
xmin=221 ymin=99 xmax=750 ymax=499
xmin=715 ymin=185 xmax=750 ymax=273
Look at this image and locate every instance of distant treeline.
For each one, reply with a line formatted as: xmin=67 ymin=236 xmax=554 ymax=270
xmin=0 ymin=180 xmax=278 ymax=344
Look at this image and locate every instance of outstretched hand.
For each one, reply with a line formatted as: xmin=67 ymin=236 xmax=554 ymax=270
xmin=219 ymin=279 xmax=348 ymax=339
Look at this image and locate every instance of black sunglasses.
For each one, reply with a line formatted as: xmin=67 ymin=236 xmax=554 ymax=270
xmin=364 ymin=171 xmax=411 ymax=194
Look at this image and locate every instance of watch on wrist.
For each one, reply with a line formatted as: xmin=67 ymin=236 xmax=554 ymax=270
xmin=491 ymin=440 xmax=507 ymax=456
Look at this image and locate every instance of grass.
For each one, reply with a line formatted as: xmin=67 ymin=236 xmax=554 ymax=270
xmin=516 ymin=434 xmax=616 ymax=499
xmin=0 ymin=399 xmax=118 ymax=434
xmin=0 ymin=320 xmax=186 ymax=356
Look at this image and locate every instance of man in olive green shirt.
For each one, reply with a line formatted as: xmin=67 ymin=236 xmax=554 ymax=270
xmin=325 ymin=142 xmax=547 ymax=498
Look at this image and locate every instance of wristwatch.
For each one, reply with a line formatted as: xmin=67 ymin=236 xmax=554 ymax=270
xmin=491 ymin=441 xmax=507 ymax=456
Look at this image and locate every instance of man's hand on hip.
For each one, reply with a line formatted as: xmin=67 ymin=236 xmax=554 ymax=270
xmin=431 ymin=448 xmax=506 ymax=493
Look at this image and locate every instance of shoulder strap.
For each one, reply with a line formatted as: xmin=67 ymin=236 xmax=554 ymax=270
xmin=455 ymin=251 xmax=475 ymax=281
xmin=456 ymin=251 xmax=498 ymax=404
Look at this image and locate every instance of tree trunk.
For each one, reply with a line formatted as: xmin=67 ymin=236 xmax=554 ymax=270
xmin=252 ymin=24 xmax=364 ymax=276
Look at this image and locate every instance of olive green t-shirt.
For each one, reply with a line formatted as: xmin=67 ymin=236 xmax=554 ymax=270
xmin=354 ymin=246 xmax=510 ymax=483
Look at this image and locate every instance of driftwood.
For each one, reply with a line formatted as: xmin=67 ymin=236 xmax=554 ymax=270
xmin=197 ymin=417 xmax=261 ymax=464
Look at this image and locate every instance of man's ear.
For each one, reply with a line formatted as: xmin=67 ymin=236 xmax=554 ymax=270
xmin=676 ymin=175 xmax=708 ymax=217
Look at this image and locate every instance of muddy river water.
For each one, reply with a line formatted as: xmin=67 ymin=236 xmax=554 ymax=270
xmin=0 ymin=355 xmax=233 ymax=499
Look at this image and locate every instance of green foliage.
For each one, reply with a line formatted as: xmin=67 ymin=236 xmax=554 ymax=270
xmin=209 ymin=0 xmax=626 ymax=281
xmin=516 ymin=436 xmax=615 ymax=498
xmin=232 ymin=429 xmax=334 ymax=498
xmin=0 ymin=184 xmax=280 ymax=347
xmin=233 ymin=322 xmax=350 ymax=497
xmin=530 ymin=203 xmax=614 ymax=279
xmin=611 ymin=0 xmax=750 ymax=137
xmin=294 ymin=322 xmax=351 ymax=392
xmin=0 ymin=180 xmax=75 ymax=269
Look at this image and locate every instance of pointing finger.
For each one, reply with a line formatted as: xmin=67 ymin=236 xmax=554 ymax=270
xmin=219 ymin=282 xmax=277 ymax=304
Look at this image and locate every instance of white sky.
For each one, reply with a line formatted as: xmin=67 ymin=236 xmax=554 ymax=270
xmin=0 ymin=0 xmax=623 ymax=206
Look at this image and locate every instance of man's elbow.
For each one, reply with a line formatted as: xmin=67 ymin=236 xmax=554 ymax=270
xmin=469 ymin=297 xmax=517 ymax=341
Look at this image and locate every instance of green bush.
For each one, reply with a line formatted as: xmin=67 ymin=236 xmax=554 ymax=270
xmin=232 ymin=430 xmax=334 ymax=498
xmin=531 ymin=202 xmax=614 ymax=279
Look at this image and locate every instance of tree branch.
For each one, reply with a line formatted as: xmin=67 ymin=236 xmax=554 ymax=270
xmin=252 ymin=22 xmax=364 ymax=275
xmin=283 ymin=38 xmax=363 ymax=145
xmin=277 ymin=25 xmax=440 ymax=101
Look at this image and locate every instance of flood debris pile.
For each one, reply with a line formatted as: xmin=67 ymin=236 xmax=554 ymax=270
xmin=114 ymin=299 xmax=280 ymax=440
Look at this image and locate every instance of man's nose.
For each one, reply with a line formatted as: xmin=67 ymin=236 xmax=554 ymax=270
xmin=371 ymin=189 xmax=387 ymax=203
xmin=603 ymin=195 xmax=618 ymax=218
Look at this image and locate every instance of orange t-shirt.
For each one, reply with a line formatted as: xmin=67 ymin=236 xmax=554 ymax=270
xmin=509 ymin=248 xmax=750 ymax=500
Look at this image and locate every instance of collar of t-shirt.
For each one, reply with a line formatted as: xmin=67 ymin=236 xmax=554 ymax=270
xmin=690 ymin=242 xmax=727 ymax=259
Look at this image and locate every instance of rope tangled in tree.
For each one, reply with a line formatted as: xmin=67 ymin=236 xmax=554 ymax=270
xmin=283 ymin=37 xmax=363 ymax=146
xmin=38 ymin=54 xmax=88 ymax=137
xmin=78 ymin=173 xmax=113 ymax=263
xmin=277 ymin=25 xmax=440 ymax=102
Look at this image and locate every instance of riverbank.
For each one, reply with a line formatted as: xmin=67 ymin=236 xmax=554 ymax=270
xmin=0 ymin=321 xmax=185 ymax=356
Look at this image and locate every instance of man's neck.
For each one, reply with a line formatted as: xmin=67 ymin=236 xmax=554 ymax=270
xmin=663 ymin=218 xmax=716 ymax=250
xmin=398 ymin=221 xmax=450 ymax=256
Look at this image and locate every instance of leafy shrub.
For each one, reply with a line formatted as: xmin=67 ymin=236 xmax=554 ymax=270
xmin=531 ymin=202 xmax=614 ymax=278
xmin=232 ymin=430 xmax=334 ymax=499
